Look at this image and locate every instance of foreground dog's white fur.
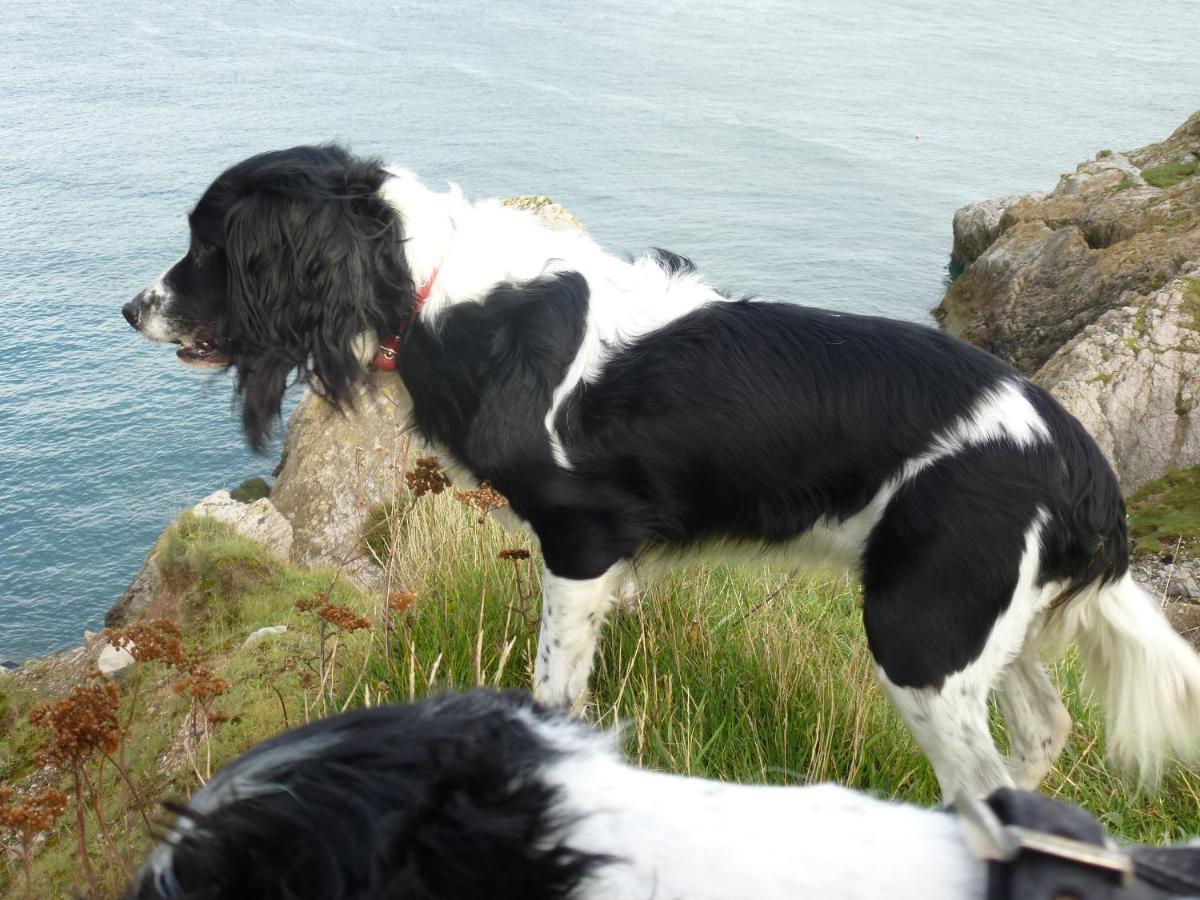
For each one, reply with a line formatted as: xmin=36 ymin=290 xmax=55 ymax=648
xmin=126 ymin=145 xmax=1200 ymax=799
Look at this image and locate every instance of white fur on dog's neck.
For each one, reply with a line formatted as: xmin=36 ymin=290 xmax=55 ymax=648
xmin=527 ymin=715 xmax=986 ymax=900
xmin=377 ymin=169 xmax=593 ymax=319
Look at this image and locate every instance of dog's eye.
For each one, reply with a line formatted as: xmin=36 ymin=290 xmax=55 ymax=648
xmin=193 ymin=240 xmax=216 ymax=258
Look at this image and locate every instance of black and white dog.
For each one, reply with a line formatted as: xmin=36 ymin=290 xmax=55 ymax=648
xmin=128 ymin=690 xmax=1200 ymax=900
xmin=124 ymin=144 xmax=1200 ymax=798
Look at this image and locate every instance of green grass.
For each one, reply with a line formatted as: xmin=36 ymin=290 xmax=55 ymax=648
xmin=1183 ymin=277 xmax=1200 ymax=331
xmin=5 ymin=490 xmax=1200 ymax=896
xmin=1141 ymin=158 xmax=1199 ymax=188
xmin=1127 ymin=465 xmax=1200 ymax=560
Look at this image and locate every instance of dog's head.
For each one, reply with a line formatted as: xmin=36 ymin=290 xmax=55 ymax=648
xmin=128 ymin=690 xmax=611 ymax=900
xmin=124 ymin=144 xmax=415 ymax=450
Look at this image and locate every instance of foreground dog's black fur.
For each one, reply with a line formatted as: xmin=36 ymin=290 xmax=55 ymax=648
xmin=125 ymin=145 xmax=1200 ymax=797
xmin=129 ymin=692 xmax=607 ymax=900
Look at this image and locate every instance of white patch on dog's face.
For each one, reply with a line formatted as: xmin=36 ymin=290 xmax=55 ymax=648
xmin=135 ymin=271 xmax=185 ymax=343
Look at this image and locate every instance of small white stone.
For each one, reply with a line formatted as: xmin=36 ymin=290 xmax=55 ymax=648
xmin=97 ymin=643 xmax=136 ymax=676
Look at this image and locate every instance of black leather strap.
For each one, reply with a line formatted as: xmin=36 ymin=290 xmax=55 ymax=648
xmin=978 ymin=789 xmax=1200 ymax=900
xmin=1131 ymin=846 xmax=1200 ymax=898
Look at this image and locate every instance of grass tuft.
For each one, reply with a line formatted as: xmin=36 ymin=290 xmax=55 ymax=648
xmin=1127 ymin=466 xmax=1200 ymax=560
xmin=1141 ymin=158 xmax=1199 ymax=188
xmin=1182 ymin=277 xmax=1200 ymax=331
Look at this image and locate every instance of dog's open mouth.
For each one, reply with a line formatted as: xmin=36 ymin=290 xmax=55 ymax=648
xmin=175 ymin=340 xmax=229 ymax=368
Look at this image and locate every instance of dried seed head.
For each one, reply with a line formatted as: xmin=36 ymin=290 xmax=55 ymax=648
xmin=406 ymin=456 xmax=452 ymax=498
xmin=103 ymin=618 xmax=186 ymax=666
xmin=387 ymin=591 xmax=420 ymax=615
xmin=317 ymin=603 xmax=371 ymax=632
xmin=455 ymin=481 xmax=509 ymax=522
xmin=174 ymin=667 xmax=230 ymax=703
xmin=0 ymin=786 xmax=69 ymax=843
xmin=28 ymin=682 xmax=122 ymax=768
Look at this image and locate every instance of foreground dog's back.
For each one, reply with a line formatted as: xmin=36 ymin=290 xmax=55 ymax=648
xmin=130 ymin=690 xmax=988 ymax=899
xmin=125 ymin=145 xmax=1200 ymax=797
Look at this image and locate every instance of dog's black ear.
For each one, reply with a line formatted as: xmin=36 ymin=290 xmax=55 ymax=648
xmin=222 ymin=157 xmax=412 ymax=450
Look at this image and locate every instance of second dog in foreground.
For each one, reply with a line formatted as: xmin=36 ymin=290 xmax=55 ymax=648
xmin=128 ymin=690 xmax=1200 ymax=900
xmin=124 ymin=144 xmax=1200 ymax=797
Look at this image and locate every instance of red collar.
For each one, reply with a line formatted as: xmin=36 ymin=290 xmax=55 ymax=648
xmin=373 ymin=219 xmax=455 ymax=372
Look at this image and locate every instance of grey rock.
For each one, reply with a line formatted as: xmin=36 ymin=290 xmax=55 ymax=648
xmin=106 ymin=548 xmax=163 ymax=628
xmin=1036 ymin=274 xmax=1200 ymax=491
xmin=106 ymin=490 xmax=292 ymax=629
xmin=1173 ymin=572 xmax=1200 ymax=600
xmin=952 ymin=194 xmax=1040 ymax=267
xmin=937 ymin=110 xmax=1200 ymax=489
xmin=1128 ymin=110 xmax=1200 ymax=169
xmin=938 ymin=113 xmax=1200 ymax=377
xmin=269 ymin=374 xmax=416 ymax=594
xmin=1053 ymin=152 xmax=1144 ymax=197
xmin=97 ymin=642 xmax=136 ymax=676
xmin=193 ymin=490 xmax=294 ymax=559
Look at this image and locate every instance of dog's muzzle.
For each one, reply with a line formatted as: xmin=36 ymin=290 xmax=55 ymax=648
xmin=123 ymin=290 xmax=154 ymax=330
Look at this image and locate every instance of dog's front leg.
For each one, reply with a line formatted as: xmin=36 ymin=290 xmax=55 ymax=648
xmin=533 ymin=565 xmax=623 ymax=715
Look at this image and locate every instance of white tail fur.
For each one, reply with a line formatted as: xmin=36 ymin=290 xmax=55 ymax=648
xmin=1044 ymin=572 xmax=1200 ymax=786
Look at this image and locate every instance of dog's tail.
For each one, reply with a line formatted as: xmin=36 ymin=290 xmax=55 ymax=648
xmin=1043 ymin=573 xmax=1200 ymax=786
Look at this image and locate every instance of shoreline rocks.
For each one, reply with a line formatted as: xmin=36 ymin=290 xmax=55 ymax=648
xmin=937 ymin=110 xmax=1200 ymax=491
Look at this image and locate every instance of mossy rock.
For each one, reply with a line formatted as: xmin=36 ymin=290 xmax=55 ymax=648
xmin=230 ymin=477 xmax=271 ymax=503
xmin=1127 ymin=465 xmax=1200 ymax=559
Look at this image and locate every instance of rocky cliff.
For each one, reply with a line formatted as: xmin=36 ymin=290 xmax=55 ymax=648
xmin=937 ymin=110 xmax=1200 ymax=490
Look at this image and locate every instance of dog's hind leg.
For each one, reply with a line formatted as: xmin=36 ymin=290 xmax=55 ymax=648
xmin=996 ymin=652 xmax=1072 ymax=790
xmin=534 ymin=565 xmax=624 ymax=715
xmin=862 ymin=459 xmax=1057 ymax=799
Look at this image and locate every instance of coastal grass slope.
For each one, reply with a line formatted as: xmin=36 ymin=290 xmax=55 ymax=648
xmin=2 ymin=488 xmax=1199 ymax=897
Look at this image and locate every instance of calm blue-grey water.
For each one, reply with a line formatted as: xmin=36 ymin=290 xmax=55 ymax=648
xmin=1 ymin=1 xmax=1196 ymax=661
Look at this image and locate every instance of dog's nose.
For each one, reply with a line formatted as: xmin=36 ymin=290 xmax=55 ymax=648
xmin=123 ymin=295 xmax=146 ymax=329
